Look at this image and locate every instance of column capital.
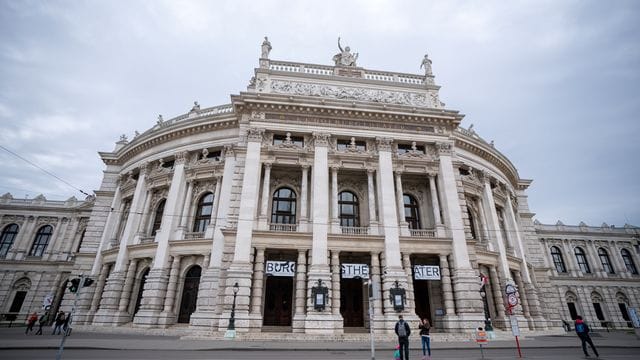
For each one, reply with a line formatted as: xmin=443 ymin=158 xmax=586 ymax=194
xmin=247 ymin=127 xmax=265 ymax=142
xmin=366 ymin=167 xmax=376 ymax=175
xmin=330 ymin=164 xmax=340 ymax=172
xmin=436 ymin=141 xmax=453 ymax=155
xmin=263 ymin=161 xmax=273 ymax=170
xmin=174 ymin=151 xmax=189 ymax=165
xmin=300 ymin=164 xmax=311 ymax=171
xmin=139 ymin=162 xmax=150 ymax=176
xmin=312 ymin=132 xmax=331 ymax=147
xmin=375 ymin=137 xmax=393 ymax=151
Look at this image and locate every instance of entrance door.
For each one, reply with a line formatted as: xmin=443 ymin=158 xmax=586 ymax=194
xmin=413 ymin=279 xmax=431 ymax=322
xmin=263 ymin=276 xmax=293 ymax=326
xmin=9 ymin=291 xmax=27 ymax=313
xmin=178 ymin=266 xmax=201 ymax=323
xmin=341 ymin=278 xmax=364 ymax=327
xmin=134 ymin=268 xmax=149 ymax=315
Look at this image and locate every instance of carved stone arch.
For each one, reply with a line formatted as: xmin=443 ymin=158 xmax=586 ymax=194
xmin=12 ymin=277 xmax=31 ymax=291
xmin=191 ymin=180 xmax=216 ymax=204
xmin=591 ymin=291 xmax=604 ymax=303
xmin=338 ymin=186 xmax=365 ymax=206
xmin=616 ymin=291 xmax=629 ymax=304
xmin=565 ymin=290 xmax=578 ymax=303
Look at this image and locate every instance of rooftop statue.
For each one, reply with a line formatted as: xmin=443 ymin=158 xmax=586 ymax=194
xmin=420 ymin=54 xmax=433 ymax=76
xmin=333 ymin=37 xmax=358 ymax=67
xmin=261 ymin=36 xmax=272 ymax=59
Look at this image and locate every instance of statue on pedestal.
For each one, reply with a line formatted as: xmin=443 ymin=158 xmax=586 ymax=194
xmin=421 ymin=54 xmax=433 ymax=76
xmin=261 ymin=36 xmax=272 ymax=59
xmin=333 ymin=37 xmax=358 ymax=67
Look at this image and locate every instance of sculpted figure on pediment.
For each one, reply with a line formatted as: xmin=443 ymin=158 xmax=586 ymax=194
xmin=420 ymin=54 xmax=433 ymax=76
xmin=333 ymin=37 xmax=358 ymax=67
xmin=261 ymin=36 xmax=272 ymax=59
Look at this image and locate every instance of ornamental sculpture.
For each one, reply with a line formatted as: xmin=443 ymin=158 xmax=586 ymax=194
xmin=420 ymin=54 xmax=433 ymax=76
xmin=332 ymin=37 xmax=358 ymax=67
xmin=261 ymin=36 xmax=272 ymax=59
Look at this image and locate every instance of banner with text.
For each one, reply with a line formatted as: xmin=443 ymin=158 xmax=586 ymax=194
xmin=413 ymin=265 xmax=441 ymax=280
xmin=341 ymin=263 xmax=370 ymax=279
xmin=265 ymin=261 xmax=296 ymax=277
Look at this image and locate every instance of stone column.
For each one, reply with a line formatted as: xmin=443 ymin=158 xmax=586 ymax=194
xmin=250 ymin=248 xmax=265 ymax=316
xmin=207 ymin=175 xmax=222 ymax=233
xmin=87 ymin=263 xmax=110 ymax=322
xmin=175 ymin=180 xmax=194 ymax=239
xmin=489 ymin=266 xmax=507 ymax=326
xmin=293 ymin=249 xmax=307 ymax=332
xmin=330 ymin=165 xmax=340 ymax=232
xmin=115 ymin=162 xmax=149 ymax=271
xmin=114 ymin=259 xmax=138 ymax=324
xmin=402 ymin=253 xmax=415 ymax=313
xmin=370 ymin=251 xmax=383 ymax=318
xmin=90 ymin=183 xmax=122 ymax=275
xmin=134 ymin=189 xmax=152 ymax=243
xmin=428 ymin=173 xmax=442 ymax=230
xmin=330 ymin=251 xmax=341 ymax=316
xmin=366 ymin=168 xmax=379 ymax=235
xmin=191 ymin=145 xmax=237 ymax=328
xmin=439 ymin=254 xmax=455 ymax=316
xmin=475 ymin=197 xmax=491 ymax=248
xmin=480 ymin=175 xmax=510 ymax=283
xmin=157 ymin=255 xmax=181 ymax=326
xmin=395 ymin=171 xmax=410 ymax=236
xmin=513 ymin=270 xmax=532 ymax=329
xmin=436 ymin=142 xmax=483 ymax=323
xmin=300 ymin=165 xmax=309 ymax=231
xmin=258 ymin=162 xmax=272 ymax=230
xmin=133 ymin=152 xmax=188 ymax=327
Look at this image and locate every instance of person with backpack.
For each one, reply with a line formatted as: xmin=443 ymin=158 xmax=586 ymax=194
xmin=394 ymin=314 xmax=411 ymax=360
xmin=575 ymin=315 xmax=599 ymax=358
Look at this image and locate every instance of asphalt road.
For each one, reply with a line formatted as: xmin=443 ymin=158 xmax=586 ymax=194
xmin=3 ymin=347 xmax=640 ymax=360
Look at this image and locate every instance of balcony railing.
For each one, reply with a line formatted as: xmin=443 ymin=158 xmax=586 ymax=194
xmin=341 ymin=226 xmax=370 ymax=235
xmin=409 ymin=229 xmax=436 ymax=238
xmin=184 ymin=231 xmax=205 ymax=240
xmin=269 ymin=223 xmax=298 ymax=232
xmin=139 ymin=235 xmax=155 ymax=244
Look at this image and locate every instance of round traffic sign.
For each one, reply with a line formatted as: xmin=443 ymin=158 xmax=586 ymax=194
xmin=507 ymin=293 xmax=518 ymax=306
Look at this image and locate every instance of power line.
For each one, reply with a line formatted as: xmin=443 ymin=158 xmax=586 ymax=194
xmin=0 ymin=145 xmax=90 ymax=197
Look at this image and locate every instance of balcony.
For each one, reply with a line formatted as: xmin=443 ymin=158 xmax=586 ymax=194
xmin=269 ymin=223 xmax=298 ymax=232
xmin=184 ymin=231 xmax=205 ymax=240
xmin=409 ymin=229 xmax=436 ymax=238
xmin=139 ymin=235 xmax=155 ymax=244
xmin=341 ymin=226 xmax=370 ymax=235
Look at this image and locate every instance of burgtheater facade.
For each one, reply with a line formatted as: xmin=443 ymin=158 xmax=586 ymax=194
xmin=1 ymin=40 xmax=639 ymax=335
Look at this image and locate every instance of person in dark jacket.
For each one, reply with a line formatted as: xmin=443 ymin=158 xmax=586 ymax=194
xmin=418 ymin=318 xmax=431 ymax=359
xmin=395 ymin=315 xmax=411 ymax=360
xmin=52 ymin=311 xmax=65 ymax=335
xmin=575 ymin=315 xmax=599 ymax=358
xmin=35 ymin=311 xmax=49 ymax=335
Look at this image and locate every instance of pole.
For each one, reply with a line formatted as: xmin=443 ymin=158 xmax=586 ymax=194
xmin=56 ymin=274 xmax=83 ymax=360
xmin=479 ymin=343 xmax=484 ymax=360
xmin=515 ymin=335 xmax=522 ymax=358
xmin=367 ymin=281 xmax=375 ymax=360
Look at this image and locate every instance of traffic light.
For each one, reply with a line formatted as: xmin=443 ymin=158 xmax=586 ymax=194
xmin=68 ymin=278 xmax=81 ymax=293
xmin=83 ymin=277 xmax=94 ymax=287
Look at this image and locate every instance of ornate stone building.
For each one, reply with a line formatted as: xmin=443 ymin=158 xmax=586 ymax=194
xmin=1 ymin=40 xmax=638 ymax=335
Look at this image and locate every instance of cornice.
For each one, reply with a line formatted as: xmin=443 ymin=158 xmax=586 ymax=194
xmin=453 ymin=133 xmax=520 ymax=187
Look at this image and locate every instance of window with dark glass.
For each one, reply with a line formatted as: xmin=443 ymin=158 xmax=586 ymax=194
xmin=397 ymin=143 xmax=425 ymax=154
xmin=339 ymin=191 xmax=360 ymax=227
xmin=193 ymin=193 xmax=214 ymax=232
xmin=574 ymin=247 xmax=591 ymax=273
xmin=151 ymin=199 xmax=166 ymax=235
xmin=29 ymin=225 xmax=53 ymax=257
xmin=403 ymin=194 xmax=421 ymax=229
xmin=598 ymin=248 xmax=615 ymax=274
xmin=551 ymin=246 xmax=567 ymax=273
xmin=621 ymin=249 xmax=638 ymax=274
xmin=271 ymin=188 xmax=296 ymax=224
xmin=117 ymin=200 xmax=132 ymax=241
xmin=467 ymin=208 xmax=477 ymax=239
xmin=567 ymin=302 xmax=578 ymax=320
xmin=0 ymin=223 xmax=19 ymax=257
xmin=273 ymin=134 xmax=304 ymax=147
xmin=337 ymin=139 xmax=366 ymax=151
xmin=76 ymin=229 xmax=86 ymax=253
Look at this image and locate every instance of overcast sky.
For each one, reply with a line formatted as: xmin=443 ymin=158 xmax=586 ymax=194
xmin=1 ymin=0 xmax=638 ymax=227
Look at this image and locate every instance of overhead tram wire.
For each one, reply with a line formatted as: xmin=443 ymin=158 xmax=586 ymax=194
xmin=0 ymin=145 xmax=91 ymax=197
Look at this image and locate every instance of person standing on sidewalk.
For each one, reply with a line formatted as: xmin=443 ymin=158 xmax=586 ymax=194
xmin=395 ymin=315 xmax=411 ymax=360
xmin=35 ymin=311 xmax=49 ymax=335
xmin=575 ymin=315 xmax=599 ymax=358
xmin=24 ymin=312 xmax=38 ymax=334
xmin=418 ymin=318 xmax=431 ymax=360
xmin=52 ymin=311 xmax=65 ymax=335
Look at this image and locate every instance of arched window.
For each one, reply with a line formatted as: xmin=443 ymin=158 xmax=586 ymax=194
xmin=339 ymin=191 xmax=360 ymax=227
xmin=271 ymin=187 xmax=296 ymax=224
xmin=621 ymin=249 xmax=638 ymax=274
xmin=598 ymin=248 xmax=615 ymax=274
xmin=29 ymin=225 xmax=53 ymax=257
xmin=467 ymin=208 xmax=477 ymax=239
xmin=193 ymin=193 xmax=214 ymax=232
xmin=0 ymin=223 xmax=19 ymax=257
xmin=574 ymin=247 xmax=591 ymax=274
xmin=151 ymin=199 xmax=166 ymax=235
xmin=550 ymin=246 xmax=567 ymax=273
xmin=403 ymin=194 xmax=421 ymax=229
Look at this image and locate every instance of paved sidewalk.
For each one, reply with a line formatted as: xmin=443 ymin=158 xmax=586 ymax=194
xmin=0 ymin=327 xmax=638 ymax=351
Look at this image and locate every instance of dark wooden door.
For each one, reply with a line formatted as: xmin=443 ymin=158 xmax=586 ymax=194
xmin=341 ymin=278 xmax=364 ymax=327
xmin=134 ymin=268 xmax=149 ymax=315
xmin=178 ymin=266 xmax=201 ymax=323
xmin=263 ymin=276 xmax=293 ymax=326
xmin=413 ymin=279 xmax=431 ymax=322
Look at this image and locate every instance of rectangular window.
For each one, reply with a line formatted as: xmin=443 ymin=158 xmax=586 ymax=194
xmin=397 ymin=143 xmax=425 ymax=154
xmin=593 ymin=302 xmax=605 ymax=321
xmin=337 ymin=139 xmax=366 ymax=151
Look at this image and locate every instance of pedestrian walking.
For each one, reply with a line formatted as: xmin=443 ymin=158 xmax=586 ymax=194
xmin=575 ymin=315 xmax=599 ymax=358
xmin=24 ymin=312 xmax=38 ymax=334
xmin=52 ymin=311 xmax=65 ymax=335
xmin=418 ymin=318 xmax=431 ymax=360
xmin=35 ymin=311 xmax=49 ymax=335
xmin=63 ymin=312 xmax=72 ymax=335
xmin=394 ymin=314 xmax=411 ymax=360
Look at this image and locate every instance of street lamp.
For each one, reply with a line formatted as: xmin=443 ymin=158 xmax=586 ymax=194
xmin=479 ymin=285 xmax=493 ymax=331
xmin=228 ymin=282 xmax=239 ymax=331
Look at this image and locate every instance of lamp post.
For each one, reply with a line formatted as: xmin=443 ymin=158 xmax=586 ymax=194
xmin=228 ymin=282 xmax=239 ymax=331
xmin=479 ymin=285 xmax=493 ymax=331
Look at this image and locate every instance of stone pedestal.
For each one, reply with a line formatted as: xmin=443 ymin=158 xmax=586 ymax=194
xmin=217 ymin=262 xmax=253 ymax=333
xmin=450 ymin=268 xmax=485 ymax=331
xmin=133 ymin=268 xmax=170 ymax=327
xmin=190 ymin=268 xmax=222 ymax=328
xmin=92 ymin=272 xmax=125 ymax=326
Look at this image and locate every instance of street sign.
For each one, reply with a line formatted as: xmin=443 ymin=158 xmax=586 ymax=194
xmin=475 ymin=329 xmax=488 ymax=343
xmin=510 ymin=316 xmax=521 ymax=336
xmin=507 ymin=293 xmax=518 ymax=307
xmin=505 ymin=283 xmax=517 ymax=295
xmin=43 ymin=294 xmax=53 ymax=309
